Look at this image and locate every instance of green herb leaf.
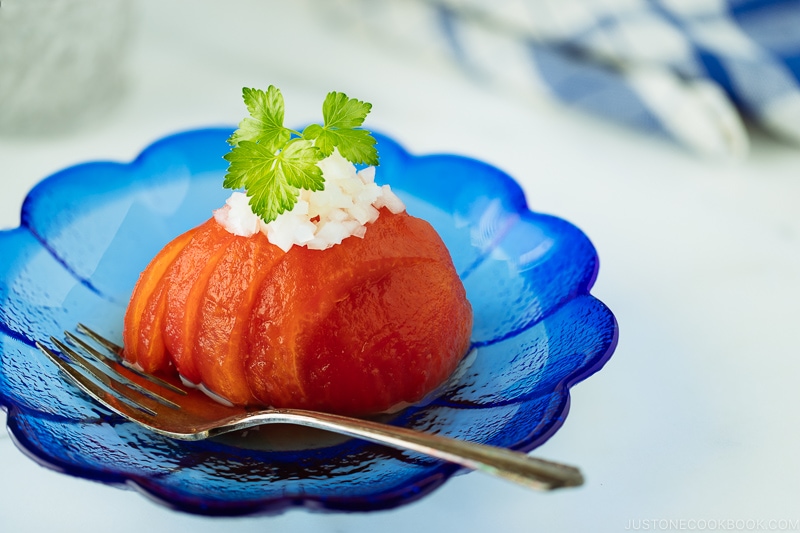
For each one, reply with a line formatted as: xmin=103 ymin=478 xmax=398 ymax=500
xmin=322 ymin=91 xmax=372 ymax=129
xmin=274 ymin=138 xmax=324 ymax=191
xmin=303 ymin=91 xmax=379 ymax=165
xmin=227 ymin=86 xmax=291 ymax=151
xmin=223 ymin=86 xmax=378 ymax=223
xmin=223 ymin=140 xmax=300 ymax=220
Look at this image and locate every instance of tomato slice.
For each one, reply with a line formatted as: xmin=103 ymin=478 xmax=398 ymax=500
xmin=161 ymin=220 xmax=235 ymax=384
xmin=192 ymin=231 xmax=282 ymax=405
xmin=123 ymin=227 xmax=196 ymax=373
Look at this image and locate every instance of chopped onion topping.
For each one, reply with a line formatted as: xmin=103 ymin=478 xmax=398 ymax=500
xmin=213 ymin=150 xmax=405 ymax=251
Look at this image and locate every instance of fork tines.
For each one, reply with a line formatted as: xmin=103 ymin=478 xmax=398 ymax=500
xmin=75 ymin=324 xmax=186 ymax=396
xmin=37 ymin=326 xmax=187 ymax=417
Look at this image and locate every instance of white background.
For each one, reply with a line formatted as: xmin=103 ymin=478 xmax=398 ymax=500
xmin=2 ymin=1 xmax=800 ymax=531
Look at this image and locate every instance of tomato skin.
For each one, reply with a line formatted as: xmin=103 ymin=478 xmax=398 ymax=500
xmin=123 ymin=210 xmax=473 ymax=415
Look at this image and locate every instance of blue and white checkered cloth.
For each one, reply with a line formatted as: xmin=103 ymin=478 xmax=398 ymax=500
xmin=327 ymin=0 xmax=800 ymax=157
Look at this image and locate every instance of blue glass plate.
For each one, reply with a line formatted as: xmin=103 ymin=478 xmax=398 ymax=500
xmin=0 ymin=128 xmax=618 ymax=516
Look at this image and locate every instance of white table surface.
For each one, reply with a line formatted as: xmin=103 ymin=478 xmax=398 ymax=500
xmin=2 ymin=1 xmax=800 ymax=532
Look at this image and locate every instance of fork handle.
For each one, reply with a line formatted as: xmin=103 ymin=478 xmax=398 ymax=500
xmin=235 ymin=408 xmax=584 ymax=490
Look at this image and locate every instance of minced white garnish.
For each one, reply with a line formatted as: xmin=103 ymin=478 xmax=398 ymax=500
xmin=213 ymin=149 xmax=405 ymax=252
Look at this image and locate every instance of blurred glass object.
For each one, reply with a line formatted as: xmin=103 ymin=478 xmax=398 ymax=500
xmin=0 ymin=0 xmax=135 ymax=137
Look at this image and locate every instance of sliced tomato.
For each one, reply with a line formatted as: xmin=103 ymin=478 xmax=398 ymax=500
xmin=192 ymin=231 xmax=282 ymax=404
xmin=123 ymin=227 xmax=196 ymax=373
xmin=161 ymin=219 xmax=235 ymax=384
xmin=124 ymin=210 xmax=473 ymax=415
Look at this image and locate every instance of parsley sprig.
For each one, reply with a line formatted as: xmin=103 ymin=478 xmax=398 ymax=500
xmin=223 ymin=86 xmax=379 ymax=223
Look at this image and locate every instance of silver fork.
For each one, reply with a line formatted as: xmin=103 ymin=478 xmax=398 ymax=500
xmin=37 ymin=324 xmax=584 ymax=490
